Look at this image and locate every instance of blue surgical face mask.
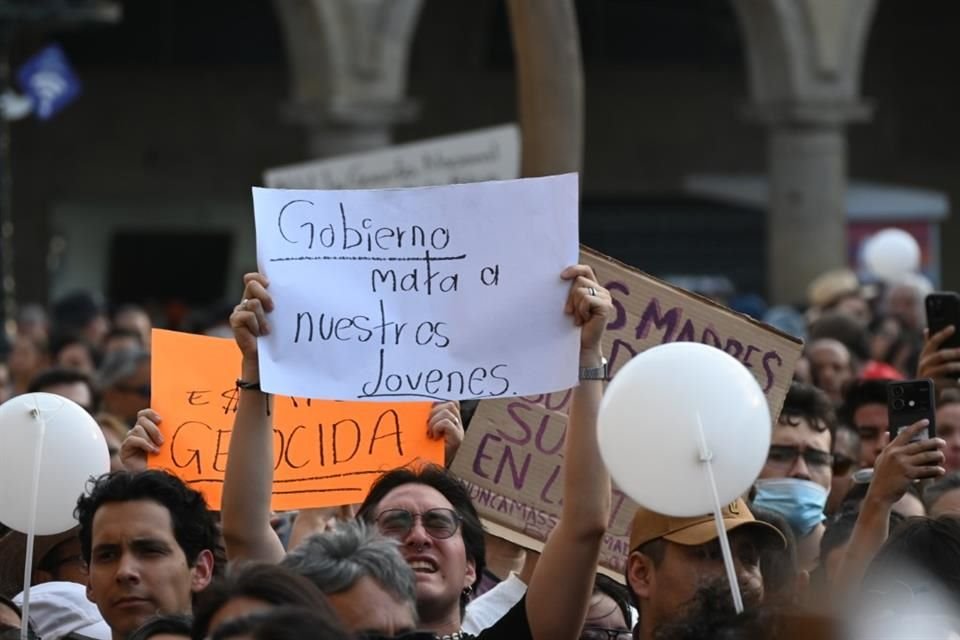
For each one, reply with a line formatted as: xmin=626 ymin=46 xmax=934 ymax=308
xmin=752 ymin=477 xmax=828 ymax=537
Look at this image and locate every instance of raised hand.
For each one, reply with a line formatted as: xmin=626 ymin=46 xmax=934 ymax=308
xmin=230 ymin=272 xmax=274 ymax=364
xmin=120 ymin=408 xmax=165 ymax=472
xmin=561 ymin=264 xmax=613 ymax=355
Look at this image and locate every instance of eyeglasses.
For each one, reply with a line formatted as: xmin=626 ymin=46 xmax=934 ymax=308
xmin=831 ymin=453 xmax=856 ymax=476
xmin=766 ymin=444 xmax=832 ymax=470
xmin=374 ymin=508 xmax=462 ymax=540
xmin=580 ymin=628 xmax=633 ymax=640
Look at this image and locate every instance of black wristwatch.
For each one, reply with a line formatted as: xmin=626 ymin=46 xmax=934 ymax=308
xmin=579 ymin=356 xmax=608 ymax=381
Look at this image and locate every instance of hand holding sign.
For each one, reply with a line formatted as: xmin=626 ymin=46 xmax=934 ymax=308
xmin=231 ymin=272 xmax=274 ymax=366
xmin=251 ymin=174 xmax=580 ymax=401
xmin=121 ymin=408 xmax=165 ymax=472
xmin=561 ymin=264 xmax=614 ymax=353
xmin=149 ymin=330 xmax=441 ymax=513
xmin=428 ymin=401 xmax=464 ymax=465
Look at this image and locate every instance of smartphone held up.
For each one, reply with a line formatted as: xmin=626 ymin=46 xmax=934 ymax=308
xmin=886 ymin=378 xmax=937 ymax=443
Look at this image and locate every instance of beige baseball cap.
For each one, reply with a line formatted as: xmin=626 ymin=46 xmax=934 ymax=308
xmin=629 ymin=498 xmax=786 ymax=552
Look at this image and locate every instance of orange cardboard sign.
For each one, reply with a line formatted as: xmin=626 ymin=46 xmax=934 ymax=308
xmin=149 ymin=329 xmax=440 ymax=510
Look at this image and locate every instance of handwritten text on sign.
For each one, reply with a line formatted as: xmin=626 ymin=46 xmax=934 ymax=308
xmin=252 ymin=174 xmax=580 ymax=401
xmin=451 ymin=248 xmax=803 ymax=576
xmin=148 ymin=330 xmax=439 ymax=511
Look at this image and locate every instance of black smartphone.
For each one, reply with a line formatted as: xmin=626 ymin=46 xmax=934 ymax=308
xmin=926 ymin=292 xmax=960 ymax=350
xmin=886 ymin=378 xmax=937 ymax=443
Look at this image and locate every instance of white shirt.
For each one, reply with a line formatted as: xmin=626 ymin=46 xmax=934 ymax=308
xmin=463 ymin=573 xmax=528 ymax=635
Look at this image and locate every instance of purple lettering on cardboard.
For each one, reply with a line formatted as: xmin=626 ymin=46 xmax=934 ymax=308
xmin=762 ymin=351 xmax=783 ymax=393
xmin=724 ymin=338 xmax=744 ymax=359
xmin=494 ymin=444 xmax=531 ymax=490
xmin=539 ymin=463 xmax=563 ymax=505
xmin=534 ymin=414 xmax=566 ymax=455
xmin=701 ymin=326 xmax=722 ymax=348
xmin=607 ymin=490 xmax=632 ymax=536
xmin=500 ymin=402 xmax=535 ymax=445
xmin=543 ymin=389 xmax=573 ymax=412
xmin=473 ymin=432 xmax=502 ymax=479
xmin=605 ymin=280 xmax=630 ymax=331
xmin=741 ymin=345 xmax=761 ymax=370
xmin=635 ymin=297 xmax=681 ymax=343
xmin=676 ymin=318 xmax=696 ymax=342
xmin=608 ymin=338 xmax=638 ymax=373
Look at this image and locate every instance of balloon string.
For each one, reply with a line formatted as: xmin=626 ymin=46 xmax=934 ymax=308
xmin=20 ymin=400 xmax=47 ymax=640
xmin=696 ymin=413 xmax=744 ymax=615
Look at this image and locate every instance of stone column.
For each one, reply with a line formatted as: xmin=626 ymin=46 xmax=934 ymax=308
xmin=731 ymin=0 xmax=877 ymax=304
xmin=272 ymin=0 xmax=422 ymax=158
xmin=507 ymin=0 xmax=584 ymax=177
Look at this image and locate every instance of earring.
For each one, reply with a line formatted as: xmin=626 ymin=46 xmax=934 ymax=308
xmin=462 ymin=585 xmax=473 ymax=597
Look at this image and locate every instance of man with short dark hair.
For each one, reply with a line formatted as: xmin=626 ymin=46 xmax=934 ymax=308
xmin=755 ymin=382 xmax=835 ymax=570
xmin=625 ymin=499 xmax=784 ymax=640
xmin=75 ymin=470 xmax=218 ymax=640
xmin=840 ymin=379 xmax=891 ymax=469
xmin=28 ymin=367 xmax=99 ymax=413
xmin=52 ymin=290 xmax=109 ymax=349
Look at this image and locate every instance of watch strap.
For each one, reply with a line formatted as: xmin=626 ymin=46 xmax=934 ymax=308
xmin=579 ymin=357 xmax=608 ymax=381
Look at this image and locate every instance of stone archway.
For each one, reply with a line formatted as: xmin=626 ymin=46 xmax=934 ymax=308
xmin=731 ymin=0 xmax=878 ymax=304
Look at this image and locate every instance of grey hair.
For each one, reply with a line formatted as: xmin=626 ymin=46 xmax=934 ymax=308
xmin=885 ymin=272 xmax=934 ymax=321
xmin=281 ymin=520 xmax=417 ymax=619
xmin=98 ymin=348 xmax=150 ymax=387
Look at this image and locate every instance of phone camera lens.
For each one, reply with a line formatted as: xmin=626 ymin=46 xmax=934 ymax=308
xmin=892 ymin=386 xmax=905 ymax=397
xmin=892 ymin=398 xmax=905 ymax=410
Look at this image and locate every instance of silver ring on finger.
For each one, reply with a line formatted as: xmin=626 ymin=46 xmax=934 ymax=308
xmin=588 ymin=287 xmax=597 ymax=297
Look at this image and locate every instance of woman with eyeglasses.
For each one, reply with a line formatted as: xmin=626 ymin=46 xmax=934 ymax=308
xmin=578 ymin=575 xmax=633 ymax=640
xmin=218 ymin=265 xmax=614 ymax=640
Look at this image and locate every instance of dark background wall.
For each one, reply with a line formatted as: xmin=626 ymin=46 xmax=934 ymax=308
xmin=7 ymin=0 xmax=960 ymax=310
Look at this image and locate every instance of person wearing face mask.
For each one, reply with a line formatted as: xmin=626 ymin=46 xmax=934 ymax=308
xmin=754 ymin=382 xmax=836 ymax=571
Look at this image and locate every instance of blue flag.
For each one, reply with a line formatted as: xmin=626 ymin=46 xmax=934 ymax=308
xmin=17 ymin=44 xmax=82 ymax=121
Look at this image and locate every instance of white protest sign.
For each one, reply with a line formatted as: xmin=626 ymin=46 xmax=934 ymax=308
xmin=252 ymin=174 xmax=580 ymax=401
xmin=451 ymin=247 xmax=804 ymax=576
xmin=263 ymin=125 xmax=520 ymax=189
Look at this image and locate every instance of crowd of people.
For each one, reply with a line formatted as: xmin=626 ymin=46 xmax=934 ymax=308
xmin=0 ymin=262 xmax=959 ymax=640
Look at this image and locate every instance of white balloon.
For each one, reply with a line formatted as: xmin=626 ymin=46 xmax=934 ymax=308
xmin=0 ymin=393 xmax=109 ymax=535
xmin=597 ymin=343 xmax=771 ymax=517
xmin=862 ymin=228 xmax=920 ymax=281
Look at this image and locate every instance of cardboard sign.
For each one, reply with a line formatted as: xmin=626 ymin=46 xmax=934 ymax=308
xmin=451 ymin=247 xmax=803 ymax=576
xmin=252 ymin=173 xmax=580 ymax=401
xmin=263 ymin=124 xmax=520 ymax=190
xmin=149 ymin=329 xmax=440 ymax=511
